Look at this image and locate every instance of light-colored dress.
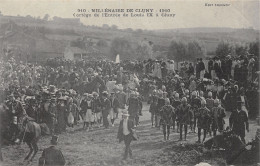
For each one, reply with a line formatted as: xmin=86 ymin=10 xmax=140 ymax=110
xmin=84 ymin=100 xmax=94 ymax=122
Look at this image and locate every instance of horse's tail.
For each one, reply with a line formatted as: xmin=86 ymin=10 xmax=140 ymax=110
xmin=39 ymin=123 xmax=51 ymax=135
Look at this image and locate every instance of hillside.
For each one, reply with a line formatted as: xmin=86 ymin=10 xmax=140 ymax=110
xmin=0 ymin=15 xmax=259 ymax=61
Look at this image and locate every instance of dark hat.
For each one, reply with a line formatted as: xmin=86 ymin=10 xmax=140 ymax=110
xmin=50 ymin=135 xmax=59 ymax=145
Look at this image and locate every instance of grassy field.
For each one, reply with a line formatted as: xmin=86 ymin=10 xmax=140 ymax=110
xmin=1 ymin=103 xmax=258 ymax=166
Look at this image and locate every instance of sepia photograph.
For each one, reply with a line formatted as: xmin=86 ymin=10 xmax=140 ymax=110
xmin=0 ymin=0 xmax=259 ymax=165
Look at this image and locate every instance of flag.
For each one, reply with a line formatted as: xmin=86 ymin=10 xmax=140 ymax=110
xmin=115 ymin=54 xmax=120 ymax=63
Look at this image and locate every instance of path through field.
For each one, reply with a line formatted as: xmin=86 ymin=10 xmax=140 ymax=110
xmin=1 ymin=103 xmax=258 ymax=166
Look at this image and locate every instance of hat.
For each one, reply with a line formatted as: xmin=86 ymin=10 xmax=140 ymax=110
xmin=102 ymin=91 xmax=108 ymax=95
xmin=122 ymin=110 xmax=130 ymax=117
xmin=92 ymin=92 xmax=98 ymax=96
xmin=51 ymin=135 xmax=59 ymax=145
xmin=58 ymin=97 xmax=66 ymax=101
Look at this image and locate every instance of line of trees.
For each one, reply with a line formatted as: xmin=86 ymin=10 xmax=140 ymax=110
xmin=215 ymin=40 xmax=259 ymax=58
xmin=167 ymin=40 xmax=205 ymax=63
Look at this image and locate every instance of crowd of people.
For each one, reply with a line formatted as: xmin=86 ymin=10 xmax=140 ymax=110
xmin=0 ymin=52 xmax=259 ymax=161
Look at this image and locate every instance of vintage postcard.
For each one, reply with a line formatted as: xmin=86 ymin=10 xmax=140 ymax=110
xmin=0 ymin=0 xmax=259 ymax=166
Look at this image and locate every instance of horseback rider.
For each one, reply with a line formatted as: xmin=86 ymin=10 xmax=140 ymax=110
xmin=4 ymin=93 xmax=27 ymax=126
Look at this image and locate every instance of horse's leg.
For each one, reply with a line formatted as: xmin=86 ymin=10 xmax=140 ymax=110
xmin=24 ymin=142 xmax=33 ymax=160
xmin=30 ymin=141 xmax=38 ymax=161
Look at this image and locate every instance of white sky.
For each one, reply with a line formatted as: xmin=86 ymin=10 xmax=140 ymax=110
xmin=0 ymin=0 xmax=259 ymax=30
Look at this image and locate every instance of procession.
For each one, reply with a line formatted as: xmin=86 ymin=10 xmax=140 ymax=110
xmin=0 ymin=50 xmax=259 ymax=165
xmin=0 ymin=2 xmax=260 ymax=165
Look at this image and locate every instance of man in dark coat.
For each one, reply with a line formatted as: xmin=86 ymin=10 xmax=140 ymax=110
xmin=101 ymin=91 xmax=111 ymax=129
xmin=127 ymin=91 xmax=140 ymax=127
xmin=229 ymin=101 xmax=249 ymax=144
xmin=39 ymin=135 xmax=65 ymax=166
xmin=117 ymin=111 xmax=135 ymax=160
xmin=208 ymin=58 xmax=214 ymax=79
xmin=110 ymin=92 xmax=119 ymax=126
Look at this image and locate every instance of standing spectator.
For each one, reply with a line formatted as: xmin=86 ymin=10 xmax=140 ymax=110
xmin=80 ymin=93 xmax=89 ymax=130
xmin=127 ymin=91 xmax=140 ymax=127
xmin=92 ymin=92 xmax=102 ymax=127
xmin=101 ymin=91 xmax=111 ymax=129
xmin=48 ymin=98 xmax=58 ymax=135
xmin=229 ymin=101 xmax=249 ymax=144
xmin=208 ymin=58 xmax=214 ymax=79
xmin=110 ymin=92 xmax=119 ymax=126
xmin=56 ymin=97 xmax=67 ymax=133
xmin=116 ymin=87 xmax=127 ymax=120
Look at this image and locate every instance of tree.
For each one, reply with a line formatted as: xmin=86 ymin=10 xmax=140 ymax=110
xmin=186 ymin=41 xmax=205 ymax=61
xmin=215 ymin=41 xmax=232 ymax=58
xmin=70 ymin=38 xmax=85 ymax=49
xmin=43 ymin=14 xmax=50 ymax=21
xmin=248 ymin=40 xmax=259 ymax=57
xmin=110 ymin=37 xmax=134 ymax=60
xmin=167 ymin=41 xmax=186 ymax=62
xmin=136 ymin=40 xmax=153 ymax=60
xmin=235 ymin=44 xmax=247 ymax=56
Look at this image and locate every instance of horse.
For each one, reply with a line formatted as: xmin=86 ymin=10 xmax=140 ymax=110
xmin=204 ymin=129 xmax=245 ymax=151
xmin=203 ymin=129 xmax=247 ymax=164
xmin=17 ymin=116 xmax=42 ymax=161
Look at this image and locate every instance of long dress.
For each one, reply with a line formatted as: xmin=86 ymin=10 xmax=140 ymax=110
xmin=57 ymin=104 xmax=67 ymax=132
xmin=84 ymin=100 xmax=93 ymax=123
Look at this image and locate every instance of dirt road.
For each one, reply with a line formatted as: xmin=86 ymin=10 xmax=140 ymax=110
xmin=1 ymin=104 xmax=258 ymax=166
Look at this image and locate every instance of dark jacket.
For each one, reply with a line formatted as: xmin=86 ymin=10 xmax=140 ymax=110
xmin=117 ymin=119 xmax=134 ymax=143
xmin=229 ymin=110 xmax=249 ymax=137
xmin=39 ymin=145 xmax=65 ymax=166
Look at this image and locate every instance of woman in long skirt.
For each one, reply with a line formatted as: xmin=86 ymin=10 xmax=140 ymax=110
xmin=84 ymin=94 xmax=94 ymax=131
